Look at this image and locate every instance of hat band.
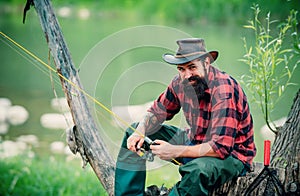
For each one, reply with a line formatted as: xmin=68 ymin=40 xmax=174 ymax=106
xmin=174 ymin=51 xmax=207 ymax=58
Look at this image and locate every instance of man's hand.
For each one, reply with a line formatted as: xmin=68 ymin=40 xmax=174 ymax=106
xmin=150 ymin=140 xmax=219 ymax=161
xmin=150 ymin=140 xmax=180 ymax=161
xmin=126 ymin=112 xmax=161 ymax=154
xmin=127 ymin=133 xmax=144 ymax=152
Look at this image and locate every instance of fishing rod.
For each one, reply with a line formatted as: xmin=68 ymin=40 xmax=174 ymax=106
xmin=0 ymin=31 xmax=182 ymax=165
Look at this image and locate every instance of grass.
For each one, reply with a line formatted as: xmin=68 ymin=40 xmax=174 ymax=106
xmin=0 ymin=155 xmax=107 ymax=196
xmin=0 ymin=152 xmax=181 ymax=195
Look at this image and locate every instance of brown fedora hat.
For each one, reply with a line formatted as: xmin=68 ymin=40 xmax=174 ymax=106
xmin=163 ymin=38 xmax=218 ymax=65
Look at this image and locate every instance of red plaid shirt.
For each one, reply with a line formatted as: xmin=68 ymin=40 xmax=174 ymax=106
xmin=148 ymin=66 xmax=256 ymax=168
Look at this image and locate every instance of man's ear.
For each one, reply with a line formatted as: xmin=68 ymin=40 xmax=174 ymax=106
xmin=204 ymin=56 xmax=210 ymax=66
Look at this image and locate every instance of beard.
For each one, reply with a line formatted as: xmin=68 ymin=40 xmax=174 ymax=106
xmin=182 ymin=75 xmax=210 ymax=102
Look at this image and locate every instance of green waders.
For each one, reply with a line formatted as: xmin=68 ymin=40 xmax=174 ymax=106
xmin=114 ymin=123 xmax=244 ymax=196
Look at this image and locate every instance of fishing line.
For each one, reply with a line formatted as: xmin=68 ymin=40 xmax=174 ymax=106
xmin=0 ymin=31 xmax=182 ymax=166
xmin=0 ymin=32 xmax=120 ymax=132
xmin=0 ymin=31 xmax=135 ymax=134
xmin=0 ymin=35 xmax=61 ymax=86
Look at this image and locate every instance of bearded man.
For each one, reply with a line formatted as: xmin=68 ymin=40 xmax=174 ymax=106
xmin=114 ymin=38 xmax=256 ymax=196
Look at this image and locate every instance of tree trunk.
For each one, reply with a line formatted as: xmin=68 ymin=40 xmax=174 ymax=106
xmin=32 ymin=0 xmax=115 ymax=195
xmin=271 ymin=89 xmax=300 ymax=194
xmin=30 ymin=0 xmax=300 ymax=195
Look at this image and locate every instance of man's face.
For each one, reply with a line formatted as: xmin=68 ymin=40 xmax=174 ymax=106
xmin=176 ymin=59 xmax=206 ymax=81
xmin=177 ymin=58 xmax=210 ymax=101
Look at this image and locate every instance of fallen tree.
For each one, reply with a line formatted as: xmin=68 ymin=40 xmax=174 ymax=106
xmin=28 ymin=0 xmax=299 ymax=195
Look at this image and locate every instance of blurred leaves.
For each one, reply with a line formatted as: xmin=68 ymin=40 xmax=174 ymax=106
xmin=1 ymin=0 xmax=299 ymax=26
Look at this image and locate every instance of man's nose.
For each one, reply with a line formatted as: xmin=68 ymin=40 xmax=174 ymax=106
xmin=184 ymin=70 xmax=193 ymax=79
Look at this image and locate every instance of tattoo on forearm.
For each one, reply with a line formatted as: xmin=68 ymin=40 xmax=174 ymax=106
xmin=140 ymin=112 xmax=161 ymax=134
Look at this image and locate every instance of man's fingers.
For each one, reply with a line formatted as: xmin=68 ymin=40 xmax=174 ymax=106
xmin=127 ymin=137 xmax=137 ymax=151
xmin=150 ymin=140 xmax=163 ymax=150
xmin=153 ymin=139 xmax=163 ymax=144
xmin=137 ymin=137 xmax=144 ymax=149
xmin=127 ymin=134 xmax=145 ymax=152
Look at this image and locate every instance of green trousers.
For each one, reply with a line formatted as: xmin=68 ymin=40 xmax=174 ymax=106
xmin=114 ymin=123 xmax=244 ymax=196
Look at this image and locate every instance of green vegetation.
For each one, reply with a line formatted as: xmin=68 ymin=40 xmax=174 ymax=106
xmin=0 ymin=155 xmax=106 ymax=196
xmin=240 ymin=5 xmax=299 ymax=133
xmin=1 ymin=0 xmax=299 ymax=26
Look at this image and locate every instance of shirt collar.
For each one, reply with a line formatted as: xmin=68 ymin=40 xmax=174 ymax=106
xmin=205 ymin=65 xmax=216 ymax=95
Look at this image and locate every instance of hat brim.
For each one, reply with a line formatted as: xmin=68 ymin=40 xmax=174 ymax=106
xmin=163 ymin=51 xmax=218 ymax=65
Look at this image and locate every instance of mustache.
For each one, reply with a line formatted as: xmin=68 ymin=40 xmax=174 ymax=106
xmin=182 ymin=75 xmax=206 ymax=86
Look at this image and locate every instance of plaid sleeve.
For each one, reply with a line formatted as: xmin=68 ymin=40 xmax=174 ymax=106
xmin=148 ymin=79 xmax=181 ymax=122
xmin=208 ymin=75 xmax=256 ymax=167
xmin=208 ymin=84 xmax=238 ymax=159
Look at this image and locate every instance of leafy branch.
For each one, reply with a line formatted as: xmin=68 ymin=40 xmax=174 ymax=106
xmin=240 ymin=4 xmax=299 ymax=133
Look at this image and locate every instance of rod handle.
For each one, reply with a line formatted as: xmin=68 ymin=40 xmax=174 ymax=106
xmin=264 ymin=140 xmax=271 ymax=166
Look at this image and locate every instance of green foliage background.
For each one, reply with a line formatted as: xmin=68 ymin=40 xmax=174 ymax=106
xmin=2 ymin=0 xmax=299 ymax=25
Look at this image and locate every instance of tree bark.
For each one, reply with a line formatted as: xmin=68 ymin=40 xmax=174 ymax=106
xmin=271 ymin=89 xmax=300 ymax=194
xmin=32 ymin=0 xmax=115 ymax=195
